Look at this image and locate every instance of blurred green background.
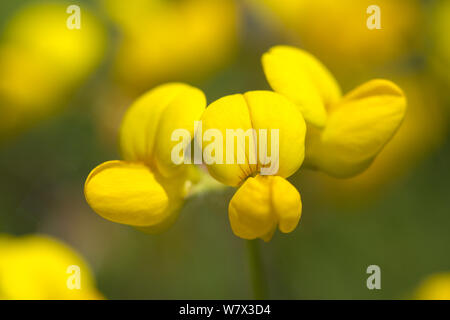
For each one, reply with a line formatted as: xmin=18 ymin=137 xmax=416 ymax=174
xmin=0 ymin=0 xmax=449 ymax=299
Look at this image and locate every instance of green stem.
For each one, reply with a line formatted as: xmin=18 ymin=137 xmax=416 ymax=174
xmin=246 ymin=239 xmax=268 ymax=299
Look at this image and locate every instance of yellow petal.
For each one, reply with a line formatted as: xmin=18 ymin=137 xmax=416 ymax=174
xmin=84 ymin=160 xmax=170 ymax=227
xmin=262 ymin=45 xmax=341 ymax=127
xmin=199 ymin=91 xmax=306 ymax=186
xmin=135 ymin=173 xmax=190 ymax=234
xmin=228 ymin=175 xmax=302 ymax=241
xmin=198 ymin=93 xmax=256 ymax=186
xmin=0 ymin=234 xmax=102 ymax=300
xmin=305 ymin=79 xmax=407 ymax=177
xmin=119 ymin=83 xmax=206 ymax=177
xmin=244 ymin=91 xmax=306 ymax=178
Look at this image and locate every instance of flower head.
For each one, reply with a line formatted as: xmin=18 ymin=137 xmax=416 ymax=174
xmin=262 ymin=45 xmax=407 ymax=177
xmin=85 ymin=83 xmax=206 ymax=231
xmin=198 ymin=90 xmax=306 ymax=240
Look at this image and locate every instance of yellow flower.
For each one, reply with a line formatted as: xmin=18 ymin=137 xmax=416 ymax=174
xmin=0 ymin=2 xmax=106 ymax=137
xmin=415 ymin=272 xmax=450 ymax=300
xmin=103 ymin=0 xmax=239 ymax=92
xmin=84 ymin=83 xmax=206 ymax=231
xmin=312 ymin=75 xmax=447 ymax=202
xmin=262 ymin=46 xmax=407 ymax=178
xmin=198 ymin=90 xmax=306 ymax=241
xmin=0 ymin=234 xmax=102 ymax=300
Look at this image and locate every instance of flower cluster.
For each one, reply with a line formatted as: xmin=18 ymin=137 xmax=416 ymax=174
xmin=84 ymin=45 xmax=406 ymax=241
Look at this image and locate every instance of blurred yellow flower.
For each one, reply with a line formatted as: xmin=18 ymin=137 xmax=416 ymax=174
xmin=198 ymin=90 xmax=306 ymax=241
xmin=262 ymin=46 xmax=407 ymax=178
xmin=249 ymin=0 xmax=421 ymax=71
xmin=85 ymin=83 xmax=206 ymax=232
xmin=103 ymin=0 xmax=239 ymax=92
xmin=0 ymin=234 xmax=102 ymax=300
xmin=415 ymin=272 xmax=450 ymax=300
xmin=0 ymin=2 xmax=106 ymax=137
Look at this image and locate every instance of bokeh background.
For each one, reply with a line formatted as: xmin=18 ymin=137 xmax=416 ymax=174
xmin=0 ymin=0 xmax=449 ymax=299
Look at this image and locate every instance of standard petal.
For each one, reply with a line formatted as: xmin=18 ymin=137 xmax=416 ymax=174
xmin=119 ymin=82 xmax=206 ymax=176
xmin=200 ymin=91 xmax=306 ymax=186
xmin=262 ymin=45 xmax=341 ymax=127
xmin=305 ymin=79 xmax=407 ymax=177
xmin=198 ymin=93 xmax=255 ymax=186
xmin=153 ymin=85 xmax=206 ymax=177
xmin=228 ymin=175 xmax=302 ymax=241
xmin=243 ymin=91 xmax=306 ymax=178
xmin=84 ymin=160 xmax=170 ymax=226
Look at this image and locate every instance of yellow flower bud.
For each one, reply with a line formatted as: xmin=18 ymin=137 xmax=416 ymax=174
xmin=262 ymin=45 xmax=407 ymax=178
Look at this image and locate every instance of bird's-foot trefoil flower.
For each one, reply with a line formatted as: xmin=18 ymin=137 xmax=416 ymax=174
xmin=84 ymin=83 xmax=206 ymax=232
xmin=197 ymin=91 xmax=306 ymax=241
xmin=262 ymin=45 xmax=407 ymax=178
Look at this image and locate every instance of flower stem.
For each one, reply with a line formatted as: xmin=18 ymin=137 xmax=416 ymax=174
xmin=246 ymin=239 xmax=268 ymax=299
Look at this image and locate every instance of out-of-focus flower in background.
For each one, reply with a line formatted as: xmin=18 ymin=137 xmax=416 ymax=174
xmin=414 ymin=272 xmax=450 ymax=300
xmin=262 ymin=46 xmax=407 ymax=178
xmin=198 ymin=91 xmax=306 ymax=241
xmin=103 ymin=0 xmax=240 ymax=93
xmin=0 ymin=234 xmax=102 ymax=300
xmin=0 ymin=2 xmax=106 ymax=139
xmin=247 ymin=0 xmax=422 ymax=73
xmin=85 ymin=83 xmax=206 ymax=232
